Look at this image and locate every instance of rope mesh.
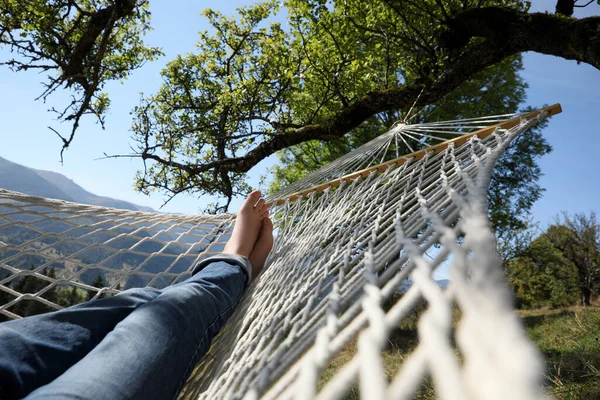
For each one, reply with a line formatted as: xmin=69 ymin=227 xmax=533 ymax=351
xmin=0 ymin=110 xmax=552 ymax=399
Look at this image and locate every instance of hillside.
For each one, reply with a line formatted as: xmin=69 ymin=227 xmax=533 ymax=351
xmin=0 ymin=157 xmax=74 ymax=201
xmin=0 ymin=156 xmax=153 ymax=211
xmin=0 ymin=157 xmax=199 ymax=290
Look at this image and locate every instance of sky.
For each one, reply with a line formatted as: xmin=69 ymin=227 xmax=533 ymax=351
xmin=0 ymin=1 xmax=599 ymax=234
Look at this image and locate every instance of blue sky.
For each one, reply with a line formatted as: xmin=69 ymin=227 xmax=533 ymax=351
xmin=0 ymin=0 xmax=598 ymax=232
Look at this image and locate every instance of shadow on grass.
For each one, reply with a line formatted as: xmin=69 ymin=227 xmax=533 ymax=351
xmin=387 ymin=327 xmax=419 ymax=354
xmin=544 ymin=348 xmax=600 ymax=383
xmin=523 ymin=308 xmax=600 ymax=399
xmin=521 ymin=310 xmax=575 ymax=329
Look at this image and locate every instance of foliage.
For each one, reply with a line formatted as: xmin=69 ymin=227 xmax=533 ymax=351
xmin=0 ymin=266 xmax=95 ymax=319
xmin=506 ymin=235 xmax=579 ymax=309
xmin=0 ymin=271 xmax=15 ymax=322
xmin=1 ymin=1 xmax=599 ymax=208
xmin=132 ymin=1 xmax=288 ymax=211
xmin=547 ymin=213 xmax=600 ymax=306
xmin=490 ymin=111 xmax=552 ymax=258
xmin=507 ymin=212 xmax=600 ymax=308
xmin=129 ymin=0 xmax=552 ymax=210
xmin=57 ymin=286 xmax=86 ymax=308
xmin=87 ymin=274 xmax=106 ymax=300
xmin=0 ymin=0 xmax=162 ymax=156
xmin=269 ymin=56 xmax=552 ymax=244
xmin=6 ymin=266 xmax=58 ymax=317
xmin=268 ymin=57 xmax=552 ymax=255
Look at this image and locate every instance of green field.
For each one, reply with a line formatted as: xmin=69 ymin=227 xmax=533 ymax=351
xmin=522 ymin=306 xmax=600 ymax=399
xmin=319 ymin=302 xmax=600 ymax=399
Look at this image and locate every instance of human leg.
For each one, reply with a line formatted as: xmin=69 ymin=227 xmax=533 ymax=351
xmin=0 ymin=287 xmax=162 ymax=399
xmin=25 ymin=259 xmax=248 ymax=400
xmin=25 ymin=191 xmax=273 ymax=400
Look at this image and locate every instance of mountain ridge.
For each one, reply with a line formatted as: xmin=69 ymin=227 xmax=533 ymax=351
xmin=0 ymin=156 xmax=154 ymax=212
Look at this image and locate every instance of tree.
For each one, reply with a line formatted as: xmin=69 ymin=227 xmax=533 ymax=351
xmin=268 ymin=55 xmax=526 ymax=190
xmin=87 ymin=274 xmax=106 ymax=300
xmin=0 ymin=271 xmax=12 ymax=322
xmin=506 ymin=234 xmax=579 ymax=309
xmin=44 ymin=267 xmax=58 ymax=305
xmin=267 ymin=57 xmax=552 ymax=243
xmin=547 ymin=213 xmax=600 ymax=306
xmin=2 ymin=1 xmax=599 ymax=209
xmin=0 ymin=0 xmax=161 ymax=158
xmin=1 ymin=267 xmax=90 ymax=316
xmin=56 ymin=285 xmax=85 ymax=307
xmin=10 ymin=266 xmax=59 ymax=317
xmin=507 ymin=213 xmax=600 ymax=308
xmin=126 ymin=0 xmax=598 ymax=210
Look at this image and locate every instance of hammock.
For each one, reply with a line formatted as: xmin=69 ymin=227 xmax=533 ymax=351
xmin=0 ymin=104 xmax=561 ymax=399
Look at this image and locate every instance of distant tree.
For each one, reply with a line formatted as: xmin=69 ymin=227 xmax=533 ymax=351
xmin=41 ymin=267 xmax=58 ymax=308
xmin=0 ymin=272 xmax=11 ymax=322
xmin=68 ymin=286 xmax=81 ymax=305
xmin=506 ymin=234 xmax=579 ymax=309
xmin=10 ymin=266 xmax=58 ymax=317
xmin=508 ymin=212 xmax=600 ymax=308
xmin=496 ymin=217 xmax=538 ymax=266
xmin=12 ymin=266 xmax=35 ymax=294
xmin=25 ymin=268 xmax=55 ymax=316
xmin=2 ymin=269 xmax=103 ymax=318
xmin=87 ymin=274 xmax=106 ymax=300
xmin=547 ymin=213 xmax=600 ymax=306
xmin=56 ymin=285 xmax=86 ymax=308
xmin=105 ymin=282 xmax=122 ymax=297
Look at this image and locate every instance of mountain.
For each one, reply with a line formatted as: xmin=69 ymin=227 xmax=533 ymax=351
xmin=0 ymin=157 xmax=74 ymax=201
xmin=34 ymin=169 xmax=154 ymax=212
xmin=0 ymin=156 xmax=154 ymax=212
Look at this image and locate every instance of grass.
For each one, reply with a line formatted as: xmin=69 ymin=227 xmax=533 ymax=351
xmin=521 ymin=305 xmax=600 ymax=399
xmin=318 ymin=300 xmax=600 ymax=399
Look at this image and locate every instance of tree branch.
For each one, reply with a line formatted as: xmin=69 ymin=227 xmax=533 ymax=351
xmin=149 ymin=29 xmax=520 ymax=176
xmin=440 ymin=7 xmax=600 ymax=69
xmin=132 ymin=4 xmax=600 ymax=210
xmin=179 ymin=9 xmax=598 ymax=174
xmin=62 ymin=0 xmax=136 ymax=82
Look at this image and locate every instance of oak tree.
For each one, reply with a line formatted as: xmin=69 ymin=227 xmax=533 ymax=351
xmin=127 ymin=0 xmax=598 ymax=211
xmin=0 ymin=0 xmax=161 ymax=158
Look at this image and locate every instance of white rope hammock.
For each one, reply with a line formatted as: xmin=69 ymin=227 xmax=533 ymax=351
xmin=0 ymin=104 xmax=561 ymax=399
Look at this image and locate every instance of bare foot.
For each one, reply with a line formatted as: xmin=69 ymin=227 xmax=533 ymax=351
xmin=223 ymin=190 xmax=266 ymax=258
xmin=249 ymin=217 xmax=274 ymax=278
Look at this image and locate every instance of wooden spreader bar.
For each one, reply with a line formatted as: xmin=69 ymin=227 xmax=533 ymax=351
xmin=267 ymin=103 xmax=562 ymax=207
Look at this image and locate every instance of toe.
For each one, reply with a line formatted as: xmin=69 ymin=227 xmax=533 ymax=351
xmin=263 ymin=217 xmax=273 ymax=230
xmin=249 ymin=190 xmax=261 ymax=200
xmin=255 ymin=198 xmax=266 ymax=210
xmin=242 ymin=190 xmax=262 ymax=211
xmin=260 ymin=208 xmax=269 ymax=218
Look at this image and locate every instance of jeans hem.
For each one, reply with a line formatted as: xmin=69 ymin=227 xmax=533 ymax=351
xmin=193 ymin=254 xmax=252 ymax=285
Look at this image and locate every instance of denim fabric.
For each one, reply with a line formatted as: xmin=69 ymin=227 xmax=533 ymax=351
xmin=0 ymin=257 xmax=249 ymax=400
xmin=194 ymin=253 xmax=252 ymax=285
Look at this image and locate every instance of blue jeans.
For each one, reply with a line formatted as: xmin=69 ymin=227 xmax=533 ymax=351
xmin=0 ymin=255 xmax=251 ymax=400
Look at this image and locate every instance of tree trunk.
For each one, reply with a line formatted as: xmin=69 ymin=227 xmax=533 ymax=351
xmin=582 ymin=286 xmax=592 ymax=306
